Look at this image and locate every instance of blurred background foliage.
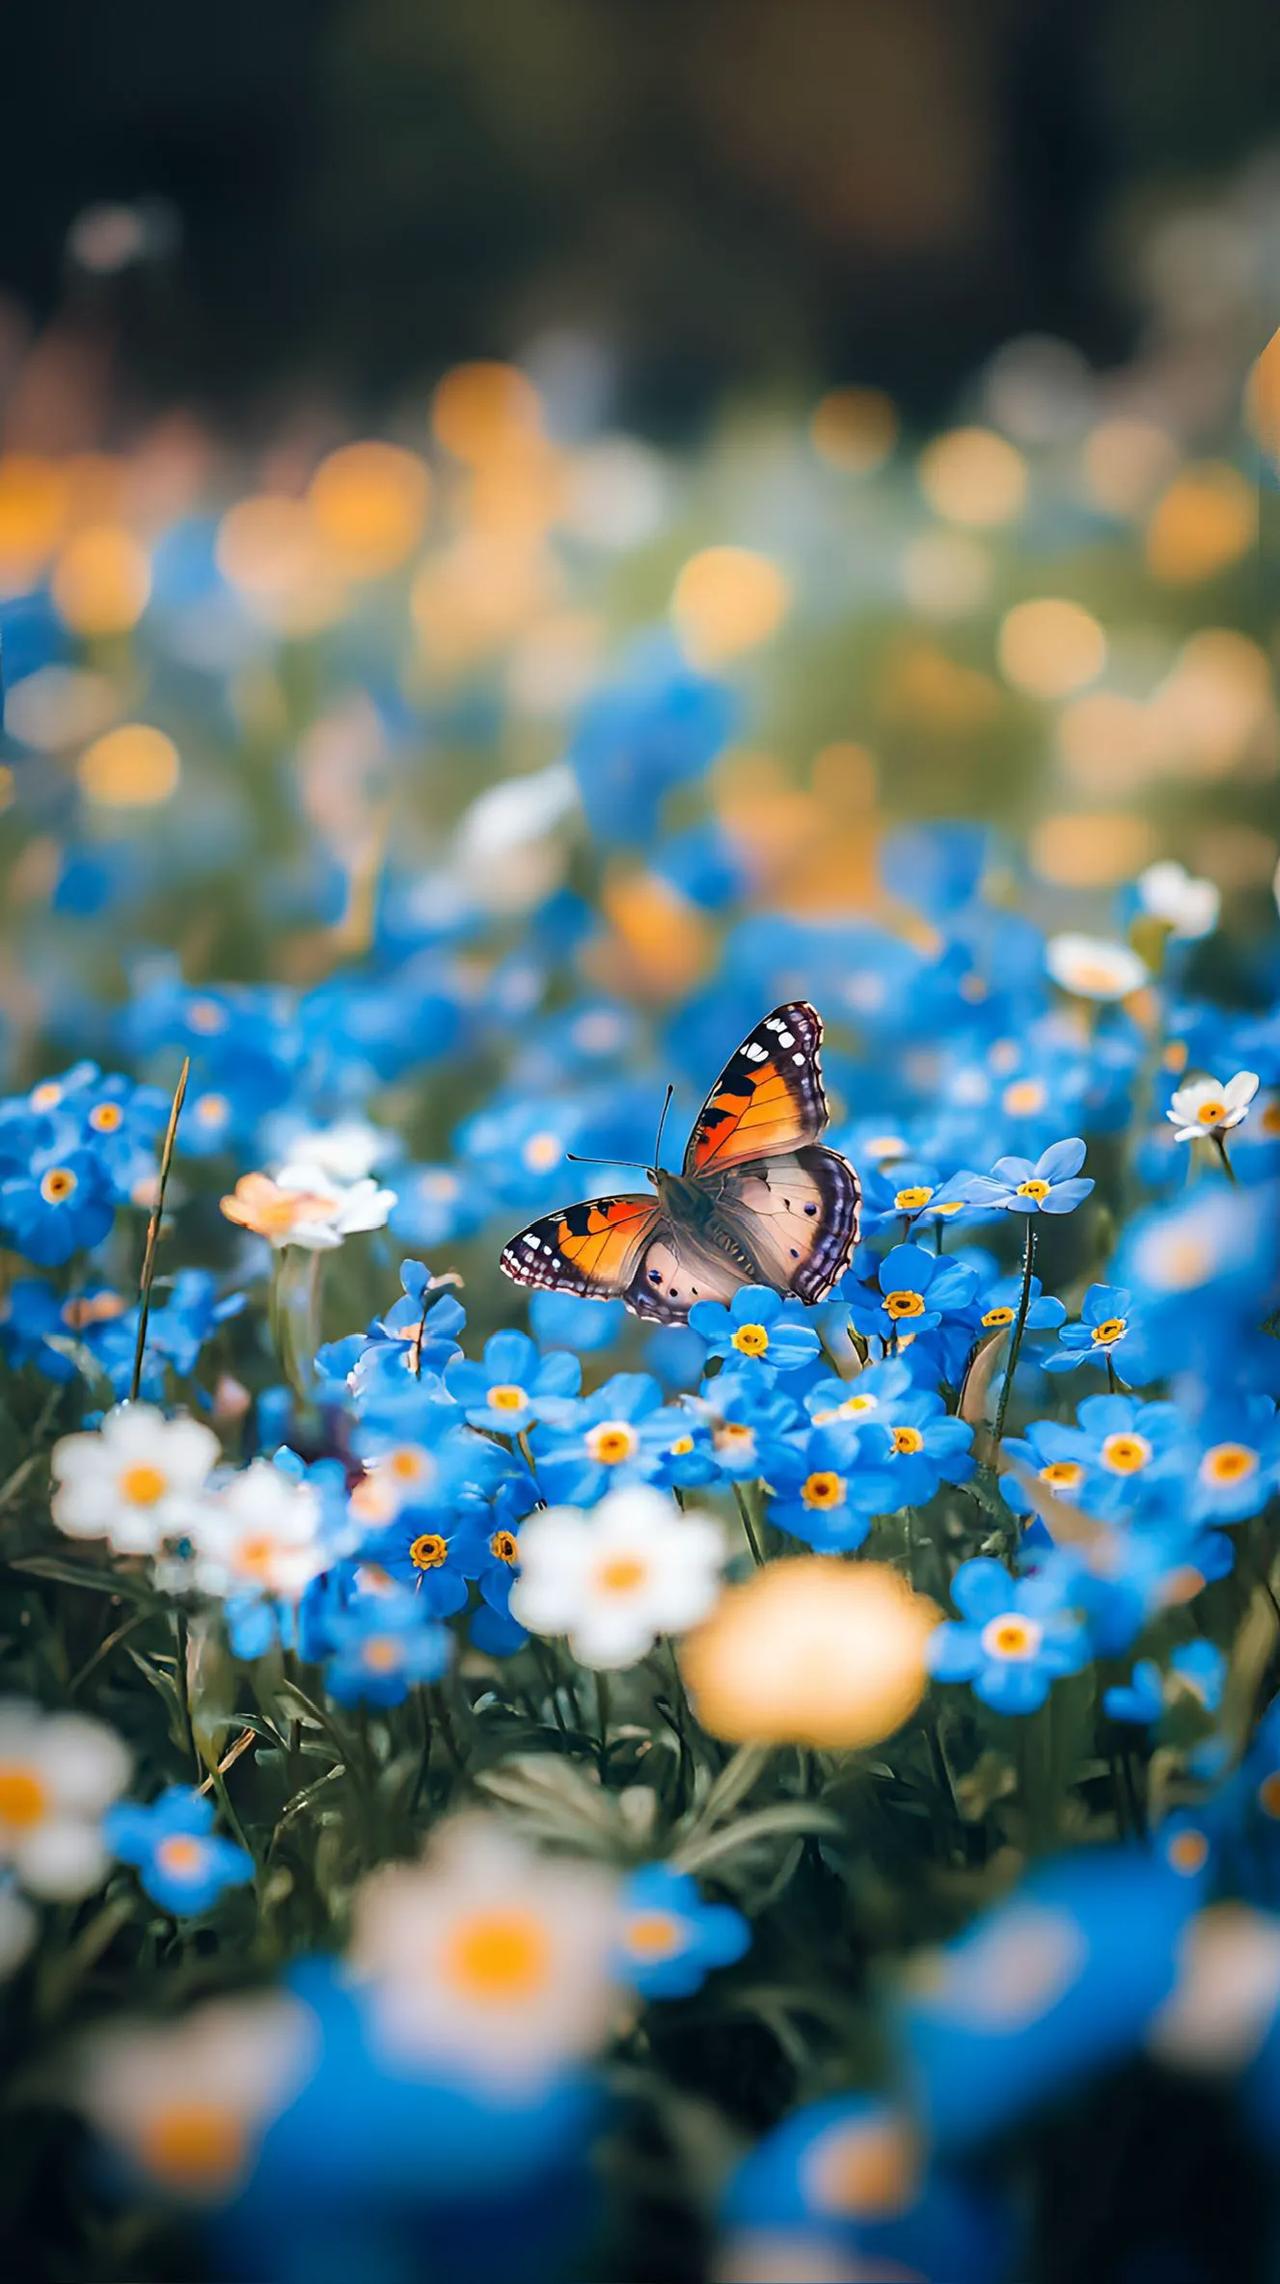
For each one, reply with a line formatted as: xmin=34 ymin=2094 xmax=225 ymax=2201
xmin=2 ymin=0 xmax=1278 ymax=428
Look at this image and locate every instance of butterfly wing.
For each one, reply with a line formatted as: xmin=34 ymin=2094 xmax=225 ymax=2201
xmin=500 ymin=1194 xmax=756 ymax=1324
xmin=710 ymin=1143 xmax=861 ymax=1304
xmin=626 ymin=1224 xmax=759 ymax=1324
xmin=500 ymin=1195 xmax=660 ymax=1302
xmin=683 ymin=1001 xmax=830 ymax=1177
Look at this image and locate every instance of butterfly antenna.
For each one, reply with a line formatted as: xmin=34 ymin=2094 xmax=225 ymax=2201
xmin=565 ymin=1152 xmax=652 ymax=1173
xmin=652 ymin=1083 xmax=675 ymax=1171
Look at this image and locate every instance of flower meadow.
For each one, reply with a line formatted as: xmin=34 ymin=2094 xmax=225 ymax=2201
xmin=2 ymin=298 xmax=1280 ymax=2281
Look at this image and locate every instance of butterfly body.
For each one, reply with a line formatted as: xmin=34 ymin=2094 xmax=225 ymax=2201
xmin=500 ymin=1002 xmax=860 ymax=1326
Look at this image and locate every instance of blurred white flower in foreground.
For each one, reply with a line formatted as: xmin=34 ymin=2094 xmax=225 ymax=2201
xmin=1166 ymin=1071 xmax=1259 ymax=1142
xmin=73 ymin=1993 xmax=316 ymax=2203
xmin=262 ymin=1117 xmax=398 ymax=1183
xmin=220 ymin=1164 xmax=396 ymax=1250
xmin=0 ymin=1702 xmax=129 ymax=1899
xmin=51 ymin=1405 xmax=219 ymax=1555
xmin=1046 ymin=932 xmax=1149 ymax=1002
xmin=348 ymin=1815 xmax=619 ymax=2088
xmin=189 ymin=1460 xmax=328 ymax=1599
xmin=1137 ymin=859 xmax=1220 ymax=941
xmin=510 ymin=1485 xmax=728 ymax=1669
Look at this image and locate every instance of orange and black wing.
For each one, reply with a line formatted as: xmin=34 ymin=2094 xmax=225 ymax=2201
xmin=683 ymin=1001 xmax=831 ymax=1177
xmin=500 ymin=1195 xmax=660 ymax=1303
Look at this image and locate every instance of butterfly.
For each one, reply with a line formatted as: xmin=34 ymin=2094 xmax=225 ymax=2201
xmin=500 ymin=1002 xmax=860 ymax=1324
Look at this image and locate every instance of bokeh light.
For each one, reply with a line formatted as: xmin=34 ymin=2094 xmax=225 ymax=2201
xmin=77 ymin=723 xmax=180 ymax=806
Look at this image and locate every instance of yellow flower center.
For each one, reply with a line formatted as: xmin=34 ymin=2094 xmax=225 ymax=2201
xmin=894 ymin=1186 xmax=933 ymax=1212
xmin=669 ymin=1433 xmax=694 ymax=1456
xmin=188 ymin=998 xmax=228 ymax=1035
xmin=30 ymin=1081 xmax=63 ymax=1111
xmin=137 ymin=2101 xmax=246 ymax=2193
xmin=156 ymin=1834 xmax=206 ymax=1874
xmin=1261 ymin=1102 xmax=1280 ymax=1137
xmin=1015 ymin=1178 xmax=1050 ymax=1202
xmin=409 ymin=1532 xmax=448 ymax=1572
xmin=1200 ymin=1442 xmax=1257 ymax=1485
xmin=981 ymin=1305 xmax=1015 ymax=1328
xmin=625 ymin=1909 xmax=684 ymax=1959
xmin=731 ymin=1323 xmax=770 ymax=1358
xmin=596 ymin=1555 xmax=648 ymax=1594
xmin=718 ymin=1421 xmax=752 ymax=1446
xmin=119 ymin=1463 xmax=168 ymax=1507
xmin=1195 ymin=1099 xmax=1227 ymax=1126
xmin=1040 ymin=1460 xmax=1083 ymax=1492
xmin=445 ymin=1909 xmax=552 ymax=2002
xmin=1090 ymin=1318 xmax=1126 ymax=1345
xmin=361 ymin=1636 xmax=403 ymax=1674
xmin=801 ymin=1470 xmax=845 ymax=1510
xmin=196 ymin=1092 xmax=230 ymax=1126
xmin=489 ymin=1530 xmax=519 ymax=1566
xmin=1166 ymin=1829 xmax=1210 ymax=1877
xmin=0 ymin=1764 xmax=48 ymax=1830
xmin=891 ymin=1425 xmax=924 ymax=1456
xmin=883 ymin=1290 xmax=925 ymax=1321
xmin=808 ymin=2117 xmax=919 ymax=2220
xmin=488 ymin=1383 xmax=526 ymax=1413
xmin=39 ymin=1166 xmax=77 ymax=1204
xmin=587 ymin=1422 xmax=637 ymax=1466
xmin=932 ymin=1199 xmax=965 ymax=1217
xmin=1257 ymin=1773 xmax=1280 ymax=1820
xmin=1071 ymin=960 xmax=1129 ymax=996
xmin=235 ymin=1533 xmax=280 ymax=1581
xmin=1101 ymin=1432 xmax=1151 ymax=1475
xmin=388 ymin=1447 xmax=428 ymax=1483
xmin=980 ymin=1615 xmax=1043 ymax=1662
xmin=88 ymin=1101 xmax=124 ymax=1132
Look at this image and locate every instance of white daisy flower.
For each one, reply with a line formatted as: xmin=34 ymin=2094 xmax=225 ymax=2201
xmin=0 ymin=1701 xmax=129 ymax=1900
xmin=188 ymin=1460 xmax=329 ymax=1599
xmin=220 ymin=1163 xmax=396 ymax=1251
xmin=1046 ymin=932 xmax=1149 ymax=1002
xmin=51 ymin=1404 xmax=220 ymax=1556
xmin=73 ymin=1993 xmax=316 ymax=2203
xmin=262 ymin=1118 xmax=396 ymax=1182
xmin=1137 ymin=859 xmax=1220 ymax=941
xmin=509 ymin=1484 xmax=728 ymax=1670
xmin=348 ymin=1815 xmax=619 ymax=2088
xmin=1167 ymin=1070 xmax=1259 ymax=1142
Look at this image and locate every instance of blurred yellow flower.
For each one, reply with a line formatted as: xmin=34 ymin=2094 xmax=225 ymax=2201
xmin=78 ymin=723 xmax=179 ymax=807
xmin=680 ymin=1558 xmax=937 ymax=1749
xmin=51 ymin=524 xmax=150 ymax=636
xmin=672 ymin=547 xmax=790 ymax=669
xmin=918 ymin=426 xmax=1026 ymax=527
xmin=1145 ymin=463 xmax=1255 ymax=584
xmin=307 ymin=441 xmax=431 ymax=578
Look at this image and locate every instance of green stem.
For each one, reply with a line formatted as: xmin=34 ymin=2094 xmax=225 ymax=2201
xmin=171 ymin=1607 xmax=200 ymax=1777
xmin=1213 ymin=1131 xmax=1239 ymax=1186
xmin=732 ymin=1482 xmax=766 ymax=1566
xmin=129 ymin=1057 xmax=189 ymax=1401
xmin=993 ymin=1220 xmax=1037 ymax=1445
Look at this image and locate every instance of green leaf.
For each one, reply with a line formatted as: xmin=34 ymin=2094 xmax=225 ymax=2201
xmin=672 ymin=1800 xmax=843 ymax=1876
xmin=8 ymin=1553 xmax=153 ymax=1604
